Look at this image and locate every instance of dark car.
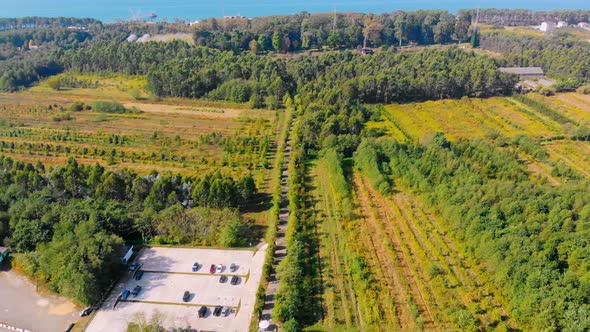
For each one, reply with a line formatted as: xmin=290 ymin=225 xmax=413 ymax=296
xmin=198 ymin=306 xmax=207 ymax=318
xmin=213 ymin=306 xmax=222 ymax=316
xmin=121 ymin=290 xmax=131 ymax=300
xmin=230 ymin=263 xmax=237 ymax=272
xmin=192 ymin=262 xmax=200 ymax=272
xmin=209 ymin=264 xmax=216 ymax=273
xmin=79 ymin=307 xmax=93 ymax=317
xmin=230 ymin=275 xmax=240 ymax=285
xmin=221 ymin=306 xmax=229 ymax=316
xmin=219 ymin=275 xmax=228 ymax=283
xmin=135 ymin=270 xmax=144 ymax=280
xmin=132 ymin=285 xmax=142 ymax=297
xmin=128 ymin=262 xmax=138 ymax=271
xmin=183 ymin=291 xmax=191 ymax=302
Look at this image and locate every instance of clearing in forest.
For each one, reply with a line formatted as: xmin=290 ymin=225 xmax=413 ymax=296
xmin=376 ymin=97 xmax=560 ymax=141
xmin=0 ymin=74 xmax=279 ymax=183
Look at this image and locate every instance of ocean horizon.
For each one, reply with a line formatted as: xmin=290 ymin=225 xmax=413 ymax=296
xmin=3 ymin=0 xmax=590 ymax=23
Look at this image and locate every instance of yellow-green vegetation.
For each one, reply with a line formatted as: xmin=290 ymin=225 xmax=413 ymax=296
xmin=0 ymin=77 xmax=279 ymax=186
xmin=544 ymin=140 xmax=590 ymax=179
xmin=373 ymin=97 xmax=562 ymax=141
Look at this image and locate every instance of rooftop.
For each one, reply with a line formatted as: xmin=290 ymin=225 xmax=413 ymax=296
xmin=499 ymin=67 xmax=544 ymax=75
xmin=0 ymin=247 xmax=8 ymax=255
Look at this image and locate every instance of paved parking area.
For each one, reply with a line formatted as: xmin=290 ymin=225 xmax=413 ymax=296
xmin=86 ymin=245 xmax=266 ymax=332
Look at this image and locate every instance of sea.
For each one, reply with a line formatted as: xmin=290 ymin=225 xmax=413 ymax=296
xmin=2 ymin=0 xmax=590 ymax=23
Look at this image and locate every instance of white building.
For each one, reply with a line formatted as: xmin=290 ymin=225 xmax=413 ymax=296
xmin=540 ymin=22 xmax=557 ymax=32
xmin=579 ymin=22 xmax=590 ymax=30
xmin=557 ymin=21 xmax=568 ymax=28
xmin=126 ymin=34 xmax=138 ymax=42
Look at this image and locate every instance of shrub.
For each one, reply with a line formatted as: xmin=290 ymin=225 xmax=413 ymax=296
xmin=577 ymin=85 xmax=590 ymax=94
xmin=538 ymin=86 xmax=556 ymax=96
xmin=52 ymin=112 xmax=72 ymax=122
xmin=69 ymin=102 xmax=85 ymax=112
xmin=91 ymin=101 xmax=141 ymax=114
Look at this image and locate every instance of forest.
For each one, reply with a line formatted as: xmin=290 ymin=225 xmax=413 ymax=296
xmin=0 ymin=156 xmax=256 ymax=304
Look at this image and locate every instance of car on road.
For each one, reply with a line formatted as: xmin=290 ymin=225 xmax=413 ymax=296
xmin=230 ymin=275 xmax=240 ymax=285
xmin=131 ymin=285 xmax=142 ymax=297
xmin=192 ymin=262 xmax=200 ymax=272
xmin=80 ymin=307 xmax=93 ymax=317
xmin=135 ymin=270 xmax=144 ymax=280
xmin=213 ymin=306 xmax=222 ymax=316
xmin=209 ymin=264 xmax=216 ymax=273
xmin=219 ymin=275 xmax=228 ymax=283
xmin=198 ymin=306 xmax=207 ymax=318
xmin=182 ymin=291 xmax=191 ymax=302
xmin=128 ymin=262 xmax=138 ymax=271
xmin=216 ymin=264 xmax=224 ymax=273
xmin=230 ymin=263 xmax=237 ymax=272
xmin=221 ymin=306 xmax=229 ymax=316
xmin=121 ymin=290 xmax=130 ymax=300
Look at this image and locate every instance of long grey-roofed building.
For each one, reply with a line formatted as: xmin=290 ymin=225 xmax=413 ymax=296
xmin=499 ymin=67 xmax=545 ymax=80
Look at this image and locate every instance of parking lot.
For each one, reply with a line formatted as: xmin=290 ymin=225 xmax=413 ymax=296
xmin=86 ymin=245 xmax=266 ymax=332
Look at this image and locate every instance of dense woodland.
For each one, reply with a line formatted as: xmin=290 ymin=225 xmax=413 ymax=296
xmin=0 ymin=156 xmax=256 ymax=304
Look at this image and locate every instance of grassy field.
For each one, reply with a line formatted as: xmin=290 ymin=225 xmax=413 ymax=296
xmin=0 ymin=74 xmax=280 ymax=187
xmin=370 ymin=96 xmax=568 ymax=142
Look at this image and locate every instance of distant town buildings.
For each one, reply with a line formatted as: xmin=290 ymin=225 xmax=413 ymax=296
xmin=557 ymin=21 xmax=568 ymax=28
xmin=540 ymin=21 xmax=557 ymax=32
xmin=579 ymin=22 xmax=590 ymax=30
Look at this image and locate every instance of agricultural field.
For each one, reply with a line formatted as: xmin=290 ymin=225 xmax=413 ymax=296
xmin=370 ymin=96 xmax=575 ymax=142
xmin=311 ymin=158 xmax=513 ymax=331
xmin=0 ymin=74 xmax=280 ymax=186
xmin=544 ymin=140 xmax=590 ymax=179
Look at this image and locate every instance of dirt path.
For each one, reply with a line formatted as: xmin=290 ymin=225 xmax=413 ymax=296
xmin=260 ymin=113 xmax=295 ymax=326
xmin=353 ymin=175 xmax=435 ymax=330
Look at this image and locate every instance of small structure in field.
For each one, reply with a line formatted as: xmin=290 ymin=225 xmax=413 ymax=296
xmin=540 ymin=21 xmax=557 ymax=32
xmin=137 ymin=34 xmax=151 ymax=43
xmin=360 ymin=47 xmax=374 ymax=55
xmin=0 ymin=247 xmax=9 ymax=264
xmin=126 ymin=34 xmax=138 ymax=43
xmin=499 ymin=67 xmax=545 ymax=80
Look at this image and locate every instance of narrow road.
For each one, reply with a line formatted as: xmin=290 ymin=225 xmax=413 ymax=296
xmin=259 ymin=113 xmax=295 ymax=329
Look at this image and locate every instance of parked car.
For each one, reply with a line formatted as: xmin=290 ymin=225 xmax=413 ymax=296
xmin=221 ymin=306 xmax=229 ymax=316
xmin=79 ymin=307 xmax=93 ymax=317
xmin=213 ymin=306 xmax=222 ymax=316
xmin=192 ymin=262 xmax=200 ymax=272
xmin=182 ymin=291 xmax=191 ymax=302
xmin=230 ymin=275 xmax=240 ymax=285
xmin=121 ymin=290 xmax=130 ymax=300
xmin=132 ymin=285 xmax=142 ymax=297
xmin=135 ymin=270 xmax=144 ymax=281
xmin=216 ymin=264 xmax=223 ymax=273
xmin=219 ymin=275 xmax=228 ymax=283
xmin=209 ymin=264 xmax=216 ymax=273
xmin=128 ymin=262 xmax=138 ymax=271
xmin=198 ymin=306 xmax=207 ymax=318
xmin=229 ymin=263 xmax=237 ymax=272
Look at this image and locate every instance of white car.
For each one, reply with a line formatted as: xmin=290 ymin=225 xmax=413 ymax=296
xmin=216 ymin=264 xmax=224 ymax=273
